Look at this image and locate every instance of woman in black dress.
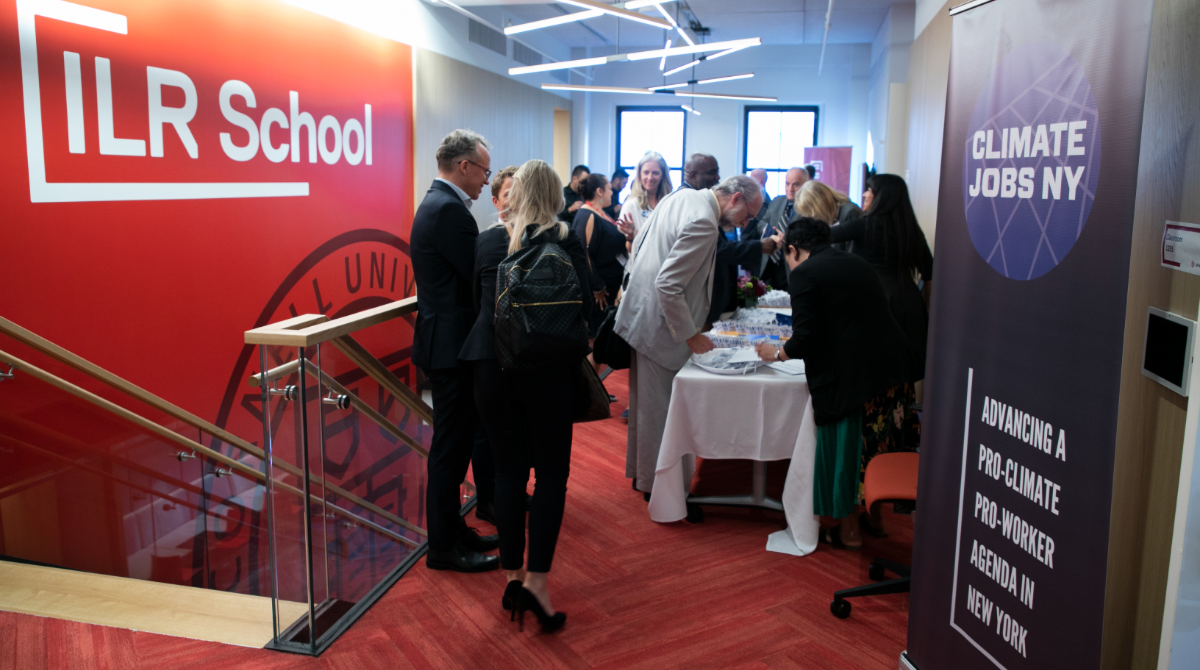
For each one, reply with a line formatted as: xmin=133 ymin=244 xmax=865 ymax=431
xmin=828 ymin=173 xmax=928 ymax=536
xmin=571 ymin=174 xmax=628 ymax=338
xmin=829 ymin=174 xmax=932 ymax=363
xmin=459 ymin=159 xmax=591 ymax=633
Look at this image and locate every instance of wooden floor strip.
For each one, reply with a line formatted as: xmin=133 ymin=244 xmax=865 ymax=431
xmin=0 ymin=561 xmax=307 ymax=648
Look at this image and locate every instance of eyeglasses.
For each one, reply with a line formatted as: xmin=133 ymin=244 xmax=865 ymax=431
xmin=462 ymin=159 xmax=492 ymax=180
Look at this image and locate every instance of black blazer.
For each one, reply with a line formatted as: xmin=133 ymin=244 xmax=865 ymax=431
xmin=410 ymin=180 xmax=479 ymax=370
xmin=782 ymin=245 xmax=919 ymax=425
xmin=708 ymin=233 xmax=763 ymax=323
xmin=459 ymin=225 xmax=593 ymax=362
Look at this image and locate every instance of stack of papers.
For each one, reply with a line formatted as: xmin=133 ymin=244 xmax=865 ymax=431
xmin=767 ymin=359 xmax=806 ymax=376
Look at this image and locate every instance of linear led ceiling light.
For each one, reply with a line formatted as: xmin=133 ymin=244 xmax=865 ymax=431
xmin=627 ymin=37 xmax=760 ymax=61
xmin=541 ymin=83 xmax=775 ymax=102
xmin=663 ymin=59 xmax=700 ymax=76
xmin=541 ymin=84 xmax=654 ymax=95
xmin=504 ymin=9 xmax=602 ymax=35
xmin=556 ymin=0 xmax=671 ymax=29
xmin=652 ymin=2 xmax=695 ymax=46
xmin=681 ymin=104 xmax=700 ymax=116
xmin=659 ymin=39 xmax=673 ymax=70
xmin=510 ymin=37 xmax=761 ymax=75
xmin=661 ymin=42 xmax=753 ymax=76
xmin=651 ymin=73 xmax=754 ymax=90
xmin=623 ymin=0 xmax=678 ymax=9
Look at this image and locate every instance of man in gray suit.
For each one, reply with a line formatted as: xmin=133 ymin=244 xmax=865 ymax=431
xmin=615 ymin=175 xmax=763 ymax=494
xmin=754 ymin=167 xmax=810 ymax=289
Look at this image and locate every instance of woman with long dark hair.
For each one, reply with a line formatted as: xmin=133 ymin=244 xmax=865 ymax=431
xmin=829 ymin=173 xmax=928 ymax=537
xmin=830 ymin=174 xmax=932 ymax=367
xmin=459 ymin=159 xmax=591 ymax=633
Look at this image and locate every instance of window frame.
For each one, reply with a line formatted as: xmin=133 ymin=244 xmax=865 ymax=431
xmin=614 ymin=105 xmax=689 ymax=194
xmin=741 ymin=105 xmax=821 ymax=190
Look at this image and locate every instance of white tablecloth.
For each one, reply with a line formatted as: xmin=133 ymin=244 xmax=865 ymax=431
xmin=648 ymin=361 xmax=820 ymax=555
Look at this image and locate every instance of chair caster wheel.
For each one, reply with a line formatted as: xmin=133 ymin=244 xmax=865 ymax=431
xmin=685 ymin=502 xmax=705 ymax=523
xmin=831 ymin=598 xmax=851 ymax=619
xmin=869 ymin=562 xmax=886 ymax=581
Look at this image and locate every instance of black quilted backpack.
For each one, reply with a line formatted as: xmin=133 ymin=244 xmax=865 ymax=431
xmin=495 ymin=233 xmax=589 ymax=370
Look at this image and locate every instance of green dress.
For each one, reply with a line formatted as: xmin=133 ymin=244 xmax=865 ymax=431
xmin=813 ymin=411 xmax=864 ymax=519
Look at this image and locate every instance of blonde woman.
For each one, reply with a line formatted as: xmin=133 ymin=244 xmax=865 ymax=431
xmin=794 ymin=179 xmax=863 ymax=227
xmin=616 ymin=151 xmax=674 ymax=245
xmin=459 ymin=159 xmax=591 ymax=634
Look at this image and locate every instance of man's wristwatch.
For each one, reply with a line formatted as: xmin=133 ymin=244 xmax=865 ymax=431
xmin=774 ymin=347 xmax=782 ymax=361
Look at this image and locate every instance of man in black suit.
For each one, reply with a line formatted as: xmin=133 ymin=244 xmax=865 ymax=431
xmin=411 ymin=129 xmax=500 ymax=572
xmin=558 ymin=164 xmax=590 ymax=222
xmin=678 ymin=153 xmax=781 ymax=325
xmin=755 ymin=167 xmax=809 ymax=291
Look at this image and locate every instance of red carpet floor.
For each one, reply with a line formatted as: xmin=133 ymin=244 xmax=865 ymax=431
xmin=0 ymin=369 xmax=912 ymax=670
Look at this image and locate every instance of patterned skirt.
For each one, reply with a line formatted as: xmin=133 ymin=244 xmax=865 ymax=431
xmin=858 ymin=382 xmax=921 ymax=502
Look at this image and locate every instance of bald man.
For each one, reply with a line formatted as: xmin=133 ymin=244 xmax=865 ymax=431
xmin=757 ymin=167 xmax=810 ymax=289
xmin=682 ymin=153 xmax=720 ymax=190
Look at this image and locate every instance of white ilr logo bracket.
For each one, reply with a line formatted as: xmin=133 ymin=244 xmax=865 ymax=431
xmin=17 ymin=0 xmax=310 ymax=203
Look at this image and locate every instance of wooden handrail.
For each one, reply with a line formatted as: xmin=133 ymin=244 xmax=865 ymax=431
xmin=0 ymin=316 xmax=426 ymax=539
xmin=0 ymin=348 xmax=421 ymax=547
xmin=250 ymin=359 xmax=429 ymax=459
xmin=243 ymin=297 xmax=417 ymax=347
xmin=331 ymin=334 xmax=434 ymax=425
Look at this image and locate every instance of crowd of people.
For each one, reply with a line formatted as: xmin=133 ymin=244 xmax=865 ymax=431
xmin=409 ymin=128 xmax=932 ymax=634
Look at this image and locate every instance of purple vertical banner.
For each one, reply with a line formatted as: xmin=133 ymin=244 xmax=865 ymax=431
xmin=906 ymin=1 xmax=1154 ymax=669
xmin=804 ymin=146 xmax=853 ymax=196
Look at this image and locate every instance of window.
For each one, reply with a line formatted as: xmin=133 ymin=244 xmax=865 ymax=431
xmin=615 ymin=106 xmax=686 ymax=206
xmin=743 ymin=106 xmax=819 ymax=198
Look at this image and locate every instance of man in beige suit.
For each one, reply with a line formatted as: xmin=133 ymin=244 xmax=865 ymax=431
xmin=615 ymin=175 xmax=763 ymax=494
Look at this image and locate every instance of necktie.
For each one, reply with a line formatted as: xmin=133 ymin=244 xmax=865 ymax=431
xmin=767 ymin=202 xmax=792 ymax=264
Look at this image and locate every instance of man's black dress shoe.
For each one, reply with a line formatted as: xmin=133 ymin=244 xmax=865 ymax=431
xmin=426 ymin=544 xmax=500 ymax=573
xmin=476 ymin=502 xmax=498 ymax=526
xmin=460 ymin=526 xmax=500 ymax=553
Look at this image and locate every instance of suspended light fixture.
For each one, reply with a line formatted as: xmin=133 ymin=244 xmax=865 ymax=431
xmin=652 ymin=2 xmax=695 ymax=47
xmin=510 ymin=37 xmax=761 ymax=75
xmin=681 ymin=104 xmax=701 ymax=116
xmin=542 ymin=83 xmax=775 ymax=102
xmin=623 ymin=0 xmax=678 ymax=9
xmin=555 ymin=0 xmax=671 ymax=29
xmin=651 ymin=73 xmax=754 ymax=90
xmin=504 ymin=0 xmax=670 ymax=35
xmin=504 ymin=10 xmax=602 ymax=36
xmin=627 ymin=37 xmax=759 ymax=61
xmin=659 ymin=38 xmax=673 ymax=70
xmin=660 ymin=43 xmax=753 ymax=76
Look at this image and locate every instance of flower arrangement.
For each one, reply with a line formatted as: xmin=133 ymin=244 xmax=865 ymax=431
xmin=736 ymin=276 xmax=771 ymax=308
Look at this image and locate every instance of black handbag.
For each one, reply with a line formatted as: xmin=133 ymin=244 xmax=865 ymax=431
xmin=592 ymin=306 xmax=632 ymax=370
xmin=573 ymin=360 xmax=612 ymax=423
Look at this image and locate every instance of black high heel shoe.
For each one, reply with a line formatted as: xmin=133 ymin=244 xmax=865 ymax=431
xmin=502 ymin=580 xmax=523 ymax=621
xmin=515 ymin=587 xmax=566 ymax=633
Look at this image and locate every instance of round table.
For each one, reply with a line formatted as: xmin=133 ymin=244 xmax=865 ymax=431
xmin=648 ymin=360 xmax=820 ymax=555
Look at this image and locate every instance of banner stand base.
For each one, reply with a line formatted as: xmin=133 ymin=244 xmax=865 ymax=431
xmin=899 ymin=651 xmax=919 ymax=670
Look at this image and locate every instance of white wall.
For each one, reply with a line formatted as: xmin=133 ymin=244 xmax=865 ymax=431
xmin=868 ymin=3 xmax=916 ymax=175
xmin=577 ymin=43 xmax=872 ymax=203
xmin=278 ymin=0 xmax=575 ymax=94
xmin=414 ymin=49 xmax=571 ymax=229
